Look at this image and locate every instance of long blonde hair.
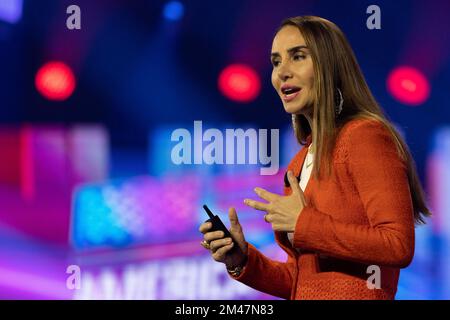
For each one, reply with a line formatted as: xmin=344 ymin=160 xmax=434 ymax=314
xmin=278 ymin=16 xmax=431 ymax=225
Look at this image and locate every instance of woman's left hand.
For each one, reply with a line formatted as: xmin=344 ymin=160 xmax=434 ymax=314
xmin=244 ymin=171 xmax=307 ymax=232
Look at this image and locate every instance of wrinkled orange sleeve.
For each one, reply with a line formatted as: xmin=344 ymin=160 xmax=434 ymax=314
xmin=229 ymin=242 xmax=295 ymax=299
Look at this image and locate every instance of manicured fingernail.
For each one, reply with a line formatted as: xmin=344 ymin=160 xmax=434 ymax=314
xmin=288 ymin=170 xmax=293 ymax=177
xmin=244 ymin=199 xmax=248 ymax=204
xmin=226 ymin=238 xmax=232 ymax=244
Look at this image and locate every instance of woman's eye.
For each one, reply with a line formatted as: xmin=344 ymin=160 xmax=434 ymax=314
xmin=271 ymin=60 xmax=280 ymax=67
xmin=293 ymin=54 xmax=306 ymax=61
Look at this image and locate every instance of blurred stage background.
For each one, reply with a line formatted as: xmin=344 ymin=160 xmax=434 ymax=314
xmin=0 ymin=0 xmax=449 ymax=299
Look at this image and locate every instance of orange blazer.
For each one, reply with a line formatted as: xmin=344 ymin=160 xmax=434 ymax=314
xmin=231 ymin=118 xmax=415 ymax=300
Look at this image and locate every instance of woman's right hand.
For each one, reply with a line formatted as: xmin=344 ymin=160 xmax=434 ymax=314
xmin=198 ymin=207 xmax=248 ymax=269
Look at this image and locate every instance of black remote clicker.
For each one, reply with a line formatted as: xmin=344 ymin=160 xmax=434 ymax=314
xmin=203 ymin=204 xmax=241 ymax=252
xmin=202 ymin=204 xmax=235 ymax=242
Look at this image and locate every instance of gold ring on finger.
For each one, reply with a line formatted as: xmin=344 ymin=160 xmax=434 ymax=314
xmin=200 ymin=240 xmax=211 ymax=250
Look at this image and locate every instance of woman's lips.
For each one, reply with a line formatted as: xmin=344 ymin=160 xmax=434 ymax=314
xmin=282 ymin=89 xmax=301 ymax=102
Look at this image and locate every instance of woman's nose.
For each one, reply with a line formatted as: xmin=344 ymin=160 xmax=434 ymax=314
xmin=277 ymin=64 xmax=293 ymax=81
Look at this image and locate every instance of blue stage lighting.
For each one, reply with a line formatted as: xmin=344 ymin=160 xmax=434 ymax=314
xmin=0 ymin=0 xmax=23 ymax=24
xmin=163 ymin=1 xmax=184 ymax=21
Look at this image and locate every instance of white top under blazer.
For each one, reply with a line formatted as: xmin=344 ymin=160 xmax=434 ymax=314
xmin=287 ymin=143 xmax=314 ymax=247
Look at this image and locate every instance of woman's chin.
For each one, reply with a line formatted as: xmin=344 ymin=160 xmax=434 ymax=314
xmin=283 ymin=103 xmax=303 ymax=114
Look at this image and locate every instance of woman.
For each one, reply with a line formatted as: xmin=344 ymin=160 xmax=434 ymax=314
xmin=198 ymin=16 xmax=431 ymax=300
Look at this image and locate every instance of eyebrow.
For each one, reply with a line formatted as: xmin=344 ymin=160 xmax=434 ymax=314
xmin=270 ymin=45 xmax=308 ymax=58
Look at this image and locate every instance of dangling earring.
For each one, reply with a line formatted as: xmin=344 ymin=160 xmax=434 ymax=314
xmin=292 ymin=114 xmax=297 ymax=130
xmin=335 ymin=88 xmax=343 ymax=116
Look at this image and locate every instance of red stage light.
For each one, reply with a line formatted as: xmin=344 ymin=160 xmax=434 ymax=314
xmin=218 ymin=64 xmax=260 ymax=103
xmin=387 ymin=66 xmax=430 ymax=106
xmin=35 ymin=61 xmax=76 ymax=101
